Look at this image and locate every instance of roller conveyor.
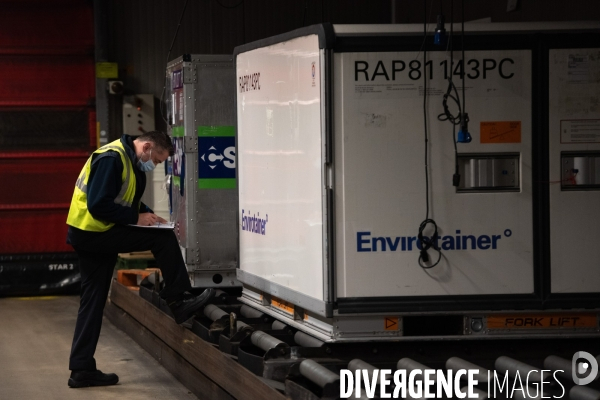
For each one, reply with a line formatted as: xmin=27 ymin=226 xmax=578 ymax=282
xmin=109 ymin=281 xmax=600 ymax=400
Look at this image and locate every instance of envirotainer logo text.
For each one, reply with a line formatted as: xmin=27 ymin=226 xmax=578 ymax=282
xmin=357 ymin=229 xmax=513 ymax=252
xmin=241 ymin=209 xmax=268 ymax=236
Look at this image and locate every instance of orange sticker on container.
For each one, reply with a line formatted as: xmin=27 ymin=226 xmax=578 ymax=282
xmin=271 ymin=297 xmax=294 ymax=314
xmin=384 ymin=317 xmax=399 ymax=331
xmin=480 ymin=121 xmax=522 ymax=143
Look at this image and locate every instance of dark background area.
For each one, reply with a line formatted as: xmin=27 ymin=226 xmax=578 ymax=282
xmin=105 ymin=0 xmax=600 ymax=132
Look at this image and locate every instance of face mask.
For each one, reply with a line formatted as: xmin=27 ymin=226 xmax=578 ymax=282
xmin=137 ymin=149 xmax=156 ymax=172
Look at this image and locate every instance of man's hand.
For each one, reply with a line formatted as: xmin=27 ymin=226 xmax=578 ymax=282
xmin=137 ymin=213 xmax=167 ymax=226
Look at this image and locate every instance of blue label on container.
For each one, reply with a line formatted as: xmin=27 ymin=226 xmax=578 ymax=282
xmin=198 ymin=136 xmax=236 ymax=179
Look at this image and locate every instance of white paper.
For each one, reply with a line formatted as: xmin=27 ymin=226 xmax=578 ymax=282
xmin=128 ymin=221 xmax=174 ymax=229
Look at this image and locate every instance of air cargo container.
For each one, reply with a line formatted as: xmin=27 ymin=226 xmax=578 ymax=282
xmin=166 ymin=54 xmax=239 ymax=288
xmin=234 ymin=23 xmax=600 ymax=341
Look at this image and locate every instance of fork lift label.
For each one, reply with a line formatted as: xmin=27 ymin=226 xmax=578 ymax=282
xmin=487 ymin=314 xmax=598 ymax=329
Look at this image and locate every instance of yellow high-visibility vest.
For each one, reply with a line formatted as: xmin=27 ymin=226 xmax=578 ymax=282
xmin=66 ymin=139 xmax=137 ymax=232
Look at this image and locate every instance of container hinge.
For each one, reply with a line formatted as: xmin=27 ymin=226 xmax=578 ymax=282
xmin=183 ymin=65 xmax=196 ymax=84
xmin=184 ymin=247 xmax=201 ymax=264
xmin=183 ymin=136 xmax=198 ymax=153
xmin=326 ymin=164 xmax=333 ymax=189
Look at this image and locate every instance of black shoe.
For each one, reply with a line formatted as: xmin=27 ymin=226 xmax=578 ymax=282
xmin=68 ymin=369 xmax=119 ymax=388
xmin=168 ymin=289 xmax=215 ymax=324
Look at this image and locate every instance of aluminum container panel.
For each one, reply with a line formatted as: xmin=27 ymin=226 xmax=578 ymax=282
xmin=167 ymin=55 xmax=238 ymax=270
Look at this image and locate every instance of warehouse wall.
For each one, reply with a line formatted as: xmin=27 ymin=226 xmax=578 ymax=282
xmin=106 ymin=0 xmax=393 ymax=132
xmin=105 ymin=0 xmax=599 ymax=133
xmin=395 ymin=0 xmax=600 ymax=24
xmin=105 ymin=1 xmax=393 ymax=86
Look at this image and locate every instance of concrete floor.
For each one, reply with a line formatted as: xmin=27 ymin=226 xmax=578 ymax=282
xmin=0 ymin=295 xmax=198 ymax=400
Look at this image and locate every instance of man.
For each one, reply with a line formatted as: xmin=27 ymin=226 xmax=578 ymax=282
xmin=65 ymin=131 xmax=214 ymax=388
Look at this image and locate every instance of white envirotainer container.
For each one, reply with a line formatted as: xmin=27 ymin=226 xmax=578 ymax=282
xmin=234 ymin=23 xmax=600 ymax=341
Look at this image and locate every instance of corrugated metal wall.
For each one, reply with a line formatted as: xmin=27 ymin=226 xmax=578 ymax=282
xmin=395 ymin=0 xmax=600 ymax=24
xmin=107 ymin=0 xmax=393 ymax=131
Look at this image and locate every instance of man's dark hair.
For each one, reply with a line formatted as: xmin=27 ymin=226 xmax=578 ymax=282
xmin=137 ymin=131 xmax=174 ymax=156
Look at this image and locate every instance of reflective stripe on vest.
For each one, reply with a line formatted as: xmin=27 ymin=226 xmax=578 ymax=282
xmin=73 ymin=145 xmax=133 ymax=207
xmin=75 ymin=173 xmax=87 ymax=193
xmin=67 ymin=139 xmax=137 ymax=232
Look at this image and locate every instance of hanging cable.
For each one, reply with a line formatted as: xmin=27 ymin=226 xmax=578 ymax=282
xmin=434 ymin=0 xmax=446 ymax=46
xmin=417 ymin=0 xmax=441 ymax=269
xmin=461 ymin=0 xmax=466 ymax=117
xmin=457 ymin=0 xmax=471 ymax=145
xmin=438 ymin=75 xmax=462 ymax=187
xmin=302 ymin=0 xmax=309 ymax=26
xmin=413 ymin=0 xmax=437 ymax=62
xmin=437 ymin=0 xmax=464 ymax=187
xmin=159 ymin=0 xmax=191 ymax=125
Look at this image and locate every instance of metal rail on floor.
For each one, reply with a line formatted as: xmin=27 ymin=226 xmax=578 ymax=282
xmin=106 ymin=281 xmax=286 ymax=400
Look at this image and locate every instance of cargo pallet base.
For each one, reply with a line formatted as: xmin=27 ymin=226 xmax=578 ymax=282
xmin=240 ymin=286 xmax=600 ymax=342
xmin=107 ymin=281 xmax=600 ymax=400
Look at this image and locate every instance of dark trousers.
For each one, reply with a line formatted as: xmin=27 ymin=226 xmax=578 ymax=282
xmin=68 ymin=225 xmax=192 ymax=371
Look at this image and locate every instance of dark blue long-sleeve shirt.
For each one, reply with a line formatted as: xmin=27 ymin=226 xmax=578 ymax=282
xmin=67 ymin=135 xmax=151 ymax=245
